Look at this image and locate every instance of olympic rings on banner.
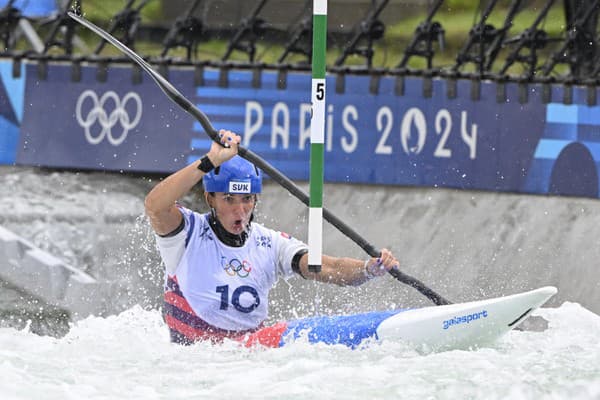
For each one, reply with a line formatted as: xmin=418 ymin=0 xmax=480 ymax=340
xmin=75 ymin=90 xmax=143 ymax=146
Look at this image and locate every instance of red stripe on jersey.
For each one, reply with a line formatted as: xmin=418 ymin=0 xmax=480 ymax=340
xmin=164 ymin=291 xmax=196 ymax=315
xmin=165 ymin=314 xmax=212 ymax=342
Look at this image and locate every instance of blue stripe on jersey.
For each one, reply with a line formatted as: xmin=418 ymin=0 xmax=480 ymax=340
xmin=165 ymin=277 xmax=183 ymax=295
xmin=169 ymin=328 xmax=194 ymax=345
xmin=185 ymin=213 xmax=195 ymax=247
xmin=164 ymin=302 xmax=218 ymax=331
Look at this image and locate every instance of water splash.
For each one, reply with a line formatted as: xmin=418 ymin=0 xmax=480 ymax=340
xmin=0 ymin=303 xmax=598 ymax=400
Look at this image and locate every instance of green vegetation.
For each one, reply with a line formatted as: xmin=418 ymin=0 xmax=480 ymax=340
xmin=34 ymin=1 xmax=571 ymax=77
xmin=81 ymin=0 xmax=163 ymax=21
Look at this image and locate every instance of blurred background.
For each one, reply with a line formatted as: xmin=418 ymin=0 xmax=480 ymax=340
xmin=0 ymin=0 xmax=594 ymax=77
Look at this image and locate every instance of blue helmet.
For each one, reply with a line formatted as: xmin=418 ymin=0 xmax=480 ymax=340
xmin=203 ymin=156 xmax=262 ymax=194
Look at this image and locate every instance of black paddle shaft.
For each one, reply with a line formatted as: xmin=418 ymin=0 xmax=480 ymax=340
xmin=67 ymin=11 xmax=451 ymax=306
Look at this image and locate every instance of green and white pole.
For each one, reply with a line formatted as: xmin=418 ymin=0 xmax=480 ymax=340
xmin=308 ymin=0 xmax=327 ymax=273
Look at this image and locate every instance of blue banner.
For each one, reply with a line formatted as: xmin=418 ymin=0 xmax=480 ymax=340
xmin=0 ymin=0 xmax=57 ymax=17
xmin=0 ymin=60 xmax=25 ymax=164
xmin=192 ymin=70 xmax=544 ymax=192
xmin=18 ymin=63 xmax=194 ymax=173
xmin=1 ymin=59 xmax=600 ymax=198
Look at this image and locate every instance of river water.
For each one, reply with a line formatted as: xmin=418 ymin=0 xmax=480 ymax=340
xmin=1 ymin=166 xmax=600 ymax=399
xmin=1 ymin=303 xmax=599 ymax=400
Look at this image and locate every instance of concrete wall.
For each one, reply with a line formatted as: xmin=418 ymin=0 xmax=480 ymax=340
xmin=0 ymin=225 xmax=105 ymax=318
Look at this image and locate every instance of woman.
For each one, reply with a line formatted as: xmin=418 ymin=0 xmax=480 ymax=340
xmin=144 ymin=129 xmax=399 ymax=345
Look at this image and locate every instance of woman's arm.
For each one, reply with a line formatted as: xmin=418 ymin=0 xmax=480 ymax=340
xmin=297 ymin=248 xmax=399 ymax=286
xmin=144 ymin=130 xmax=240 ymax=235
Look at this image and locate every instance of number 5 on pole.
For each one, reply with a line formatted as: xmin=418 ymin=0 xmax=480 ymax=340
xmin=308 ymin=0 xmax=327 ymax=273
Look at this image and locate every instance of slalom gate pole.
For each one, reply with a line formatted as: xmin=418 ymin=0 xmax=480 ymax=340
xmin=308 ymin=0 xmax=327 ymax=273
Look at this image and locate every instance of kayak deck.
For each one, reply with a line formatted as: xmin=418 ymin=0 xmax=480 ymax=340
xmin=242 ymin=286 xmax=558 ymax=350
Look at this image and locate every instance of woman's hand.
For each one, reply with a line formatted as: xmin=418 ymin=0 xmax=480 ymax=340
xmin=364 ymin=248 xmax=399 ymax=279
xmin=207 ymin=129 xmax=241 ymax=167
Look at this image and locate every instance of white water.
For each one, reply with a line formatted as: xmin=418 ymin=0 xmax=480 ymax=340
xmin=1 ymin=303 xmax=599 ymax=400
xmin=2 ymin=166 xmax=600 ymax=399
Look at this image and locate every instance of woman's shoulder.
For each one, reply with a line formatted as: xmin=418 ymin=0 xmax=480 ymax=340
xmin=250 ymin=223 xmax=303 ymax=246
xmin=248 ymin=221 xmax=271 ymax=238
xmin=174 ymin=205 xmax=210 ymax=232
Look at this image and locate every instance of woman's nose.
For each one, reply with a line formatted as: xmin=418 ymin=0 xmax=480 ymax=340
xmin=232 ymin=201 xmax=247 ymax=214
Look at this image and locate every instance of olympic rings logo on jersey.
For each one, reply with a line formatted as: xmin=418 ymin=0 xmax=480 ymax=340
xmin=221 ymin=257 xmax=252 ymax=278
xmin=75 ymin=90 xmax=142 ymax=146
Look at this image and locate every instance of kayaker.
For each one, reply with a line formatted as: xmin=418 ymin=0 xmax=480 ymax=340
xmin=144 ymin=129 xmax=400 ymax=345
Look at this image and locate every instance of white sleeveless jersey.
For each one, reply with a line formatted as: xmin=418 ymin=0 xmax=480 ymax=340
xmin=156 ymin=206 xmax=308 ymax=331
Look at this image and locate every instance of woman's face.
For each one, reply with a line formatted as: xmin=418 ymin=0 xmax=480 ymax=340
xmin=209 ymin=193 xmax=256 ymax=235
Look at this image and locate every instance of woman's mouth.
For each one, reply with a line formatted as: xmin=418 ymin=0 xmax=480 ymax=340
xmin=232 ymin=219 xmax=243 ymax=231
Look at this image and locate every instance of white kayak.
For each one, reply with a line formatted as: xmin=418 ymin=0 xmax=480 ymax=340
xmin=244 ymin=286 xmax=558 ymax=350
xmin=375 ymin=286 xmax=558 ymax=350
